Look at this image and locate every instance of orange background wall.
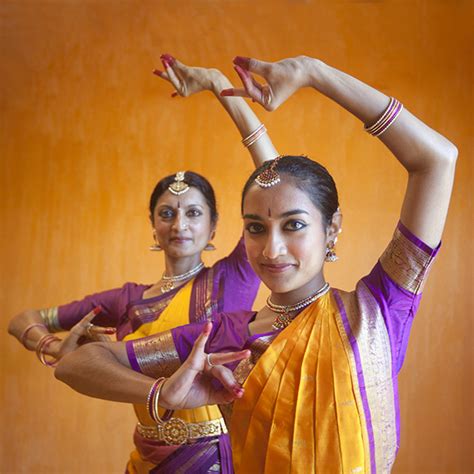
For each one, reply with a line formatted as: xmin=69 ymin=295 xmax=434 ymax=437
xmin=1 ymin=1 xmax=472 ymax=473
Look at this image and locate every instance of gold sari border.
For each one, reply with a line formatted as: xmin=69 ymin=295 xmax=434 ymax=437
xmin=380 ymin=224 xmax=439 ymax=295
xmin=39 ymin=307 xmax=62 ymax=333
xmin=129 ymin=330 xmax=180 ymax=378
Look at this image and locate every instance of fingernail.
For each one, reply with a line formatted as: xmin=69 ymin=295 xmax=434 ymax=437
xmin=105 ymin=328 xmax=116 ymax=334
xmin=220 ymin=89 xmax=234 ymax=97
xmin=161 ymin=53 xmax=175 ymax=65
xmin=171 ymin=91 xmax=178 ymax=98
xmin=162 ymin=59 xmax=170 ymax=69
xmin=93 ymin=306 xmax=102 ymax=315
xmin=153 ymin=69 xmax=163 ymax=77
xmin=233 ymin=56 xmax=250 ymax=69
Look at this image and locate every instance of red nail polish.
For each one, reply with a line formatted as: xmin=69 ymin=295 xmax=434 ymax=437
xmin=105 ymin=328 xmax=116 ymax=334
xmin=93 ymin=306 xmax=102 ymax=315
xmin=233 ymin=56 xmax=250 ymax=69
xmin=153 ymin=69 xmax=163 ymax=77
xmin=171 ymin=91 xmax=178 ymax=98
xmin=162 ymin=54 xmax=175 ymax=65
xmin=162 ymin=59 xmax=170 ymax=69
xmin=220 ymin=89 xmax=233 ymax=97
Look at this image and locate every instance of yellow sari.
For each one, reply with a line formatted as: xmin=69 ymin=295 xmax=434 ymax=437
xmin=230 ymin=292 xmax=369 ymax=473
xmin=124 ymin=280 xmax=223 ymax=473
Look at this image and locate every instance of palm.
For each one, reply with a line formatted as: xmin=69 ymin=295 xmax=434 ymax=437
xmin=159 ymin=323 xmax=248 ymax=410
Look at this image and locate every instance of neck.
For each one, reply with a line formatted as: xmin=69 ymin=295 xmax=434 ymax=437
xmin=270 ymin=274 xmax=327 ymax=306
xmin=164 ymin=254 xmax=203 ymax=277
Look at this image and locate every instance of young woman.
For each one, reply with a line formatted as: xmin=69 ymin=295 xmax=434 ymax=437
xmin=55 ymin=55 xmax=457 ymax=473
xmin=8 ymin=55 xmax=279 ymax=473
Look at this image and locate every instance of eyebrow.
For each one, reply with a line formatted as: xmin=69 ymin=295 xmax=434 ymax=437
xmin=158 ymin=203 xmax=204 ymax=209
xmin=243 ymin=209 xmax=309 ymax=220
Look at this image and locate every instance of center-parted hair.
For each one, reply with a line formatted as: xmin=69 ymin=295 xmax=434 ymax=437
xmin=241 ymin=155 xmax=339 ymax=227
xmin=149 ymin=171 xmax=218 ymax=224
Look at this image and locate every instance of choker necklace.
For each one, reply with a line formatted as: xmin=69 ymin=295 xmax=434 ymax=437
xmin=267 ymin=282 xmax=330 ymax=330
xmin=160 ymin=262 xmax=205 ymax=294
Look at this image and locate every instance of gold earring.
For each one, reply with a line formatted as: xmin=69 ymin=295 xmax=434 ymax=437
xmin=204 ymin=242 xmax=216 ymax=251
xmin=149 ymin=231 xmax=162 ymax=251
xmin=325 ymin=240 xmax=338 ymax=262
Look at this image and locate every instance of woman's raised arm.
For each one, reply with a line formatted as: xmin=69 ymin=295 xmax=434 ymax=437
xmin=154 ymin=54 xmax=279 ymax=168
xmin=223 ymin=55 xmax=458 ymax=247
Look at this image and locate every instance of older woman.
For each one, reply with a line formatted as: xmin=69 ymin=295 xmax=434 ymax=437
xmin=8 ymin=55 xmax=279 ymax=473
xmin=55 ymin=55 xmax=457 ymax=473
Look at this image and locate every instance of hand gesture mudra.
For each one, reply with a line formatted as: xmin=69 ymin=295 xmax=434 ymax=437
xmin=159 ymin=322 xmax=250 ymax=410
xmin=55 ymin=307 xmax=116 ymax=360
xmin=153 ymin=53 xmax=219 ymax=97
xmin=221 ymin=55 xmax=312 ymax=111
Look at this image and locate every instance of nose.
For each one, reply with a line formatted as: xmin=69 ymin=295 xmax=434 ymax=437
xmin=262 ymin=230 xmax=287 ymax=260
xmin=172 ymin=211 xmax=189 ymax=231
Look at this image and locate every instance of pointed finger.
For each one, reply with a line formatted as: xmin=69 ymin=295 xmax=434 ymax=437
xmin=233 ymin=65 xmax=264 ymax=103
xmin=210 ymin=349 xmax=250 ymax=366
xmin=153 ymin=69 xmax=170 ymax=82
xmin=220 ymin=88 xmax=250 ymax=98
xmin=190 ymin=322 xmax=212 ymax=356
xmin=161 ymin=58 xmax=182 ymax=94
xmin=233 ymin=56 xmax=269 ymax=76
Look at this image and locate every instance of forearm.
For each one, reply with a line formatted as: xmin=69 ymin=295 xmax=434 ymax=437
xmin=304 ymin=57 xmax=457 ymax=172
xmin=55 ymin=342 xmax=154 ymax=404
xmin=209 ymin=71 xmax=279 ymax=167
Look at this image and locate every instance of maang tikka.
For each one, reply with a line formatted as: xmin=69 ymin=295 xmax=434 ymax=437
xmin=255 ymin=156 xmax=282 ymax=188
xmin=168 ymin=171 xmax=190 ymax=195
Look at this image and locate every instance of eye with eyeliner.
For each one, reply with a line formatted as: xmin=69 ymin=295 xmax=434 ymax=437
xmin=284 ymin=219 xmax=308 ymax=231
xmin=245 ymin=222 xmax=265 ymax=234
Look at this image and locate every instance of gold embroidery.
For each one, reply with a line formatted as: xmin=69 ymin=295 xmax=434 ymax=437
xmin=132 ymin=331 xmax=180 ymax=378
xmin=380 ymin=227 xmax=436 ymax=294
xmin=39 ymin=307 xmax=62 ymax=332
xmin=338 ymin=286 xmax=398 ymax=474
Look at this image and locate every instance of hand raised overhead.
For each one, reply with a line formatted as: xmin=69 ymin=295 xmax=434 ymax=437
xmin=221 ymin=55 xmax=313 ymax=111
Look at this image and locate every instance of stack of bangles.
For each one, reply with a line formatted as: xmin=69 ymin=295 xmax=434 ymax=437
xmin=146 ymin=377 xmax=190 ymax=445
xmin=242 ymin=123 xmax=267 ymax=148
xmin=364 ymin=97 xmax=404 ymax=137
xmin=35 ymin=334 xmax=61 ymax=367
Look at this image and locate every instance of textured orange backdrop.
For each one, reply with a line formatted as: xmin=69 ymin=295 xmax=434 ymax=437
xmin=1 ymin=1 xmax=472 ymax=473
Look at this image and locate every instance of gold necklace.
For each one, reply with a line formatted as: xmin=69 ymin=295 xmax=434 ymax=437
xmin=267 ymin=282 xmax=330 ymax=330
xmin=160 ymin=262 xmax=204 ymax=294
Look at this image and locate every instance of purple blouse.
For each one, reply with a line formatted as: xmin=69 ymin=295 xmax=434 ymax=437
xmin=53 ymin=237 xmax=260 ymax=340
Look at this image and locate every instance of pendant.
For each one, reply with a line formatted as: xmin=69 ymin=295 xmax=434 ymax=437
xmin=160 ymin=280 xmax=174 ymax=294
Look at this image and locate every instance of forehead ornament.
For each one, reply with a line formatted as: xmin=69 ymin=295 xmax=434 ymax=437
xmin=254 ymin=156 xmax=282 ymax=188
xmin=168 ymin=171 xmax=189 ymax=196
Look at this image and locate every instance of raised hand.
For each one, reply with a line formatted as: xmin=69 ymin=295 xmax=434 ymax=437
xmin=153 ymin=54 xmax=224 ymax=97
xmin=52 ymin=307 xmax=116 ymax=360
xmin=159 ymin=322 xmax=250 ymax=410
xmin=221 ymin=55 xmax=313 ymax=111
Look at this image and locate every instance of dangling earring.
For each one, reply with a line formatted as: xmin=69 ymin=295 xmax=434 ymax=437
xmin=204 ymin=242 xmax=216 ymax=251
xmin=325 ymin=240 xmax=338 ymax=262
xmin=149 ymin=231 xmax=162 ymax=252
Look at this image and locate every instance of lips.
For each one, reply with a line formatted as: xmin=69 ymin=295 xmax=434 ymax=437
xmin=170 ymin=237 xmax=192 ymax=244
xmin=260 ymin=263 xmax=295 ymax=274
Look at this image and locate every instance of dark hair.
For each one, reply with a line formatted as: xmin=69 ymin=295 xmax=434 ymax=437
xmin=149 ymin=171 xmax=218 ymax=224
xmin=241 ymin=155 xmax=339 ymax=227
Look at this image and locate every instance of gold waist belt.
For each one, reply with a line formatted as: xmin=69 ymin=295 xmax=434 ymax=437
xmin=136 ymin=417 xmax=228 ymax=445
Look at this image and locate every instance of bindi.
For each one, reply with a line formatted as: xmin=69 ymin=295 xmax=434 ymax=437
xmin=267 ymin=208 xmax=272 ymax=217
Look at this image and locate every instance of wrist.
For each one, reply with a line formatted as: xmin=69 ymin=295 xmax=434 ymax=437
xmin=296 ymin=56 xmax=327 ymax=89
xmin=207 ymin=69 xmax=232 ymax=95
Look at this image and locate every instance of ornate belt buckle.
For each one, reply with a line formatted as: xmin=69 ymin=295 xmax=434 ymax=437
xmin=160 ymin=418 xmax=189 ymax=445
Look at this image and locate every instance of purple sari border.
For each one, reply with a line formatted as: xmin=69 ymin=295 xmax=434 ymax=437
xmin=333 ymin=289 xmax=377 ymax=474
xmin=398 ymin=220 xmax=441 ymax=257
xmin=126 ymin=341 xmax=141 ymax=373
